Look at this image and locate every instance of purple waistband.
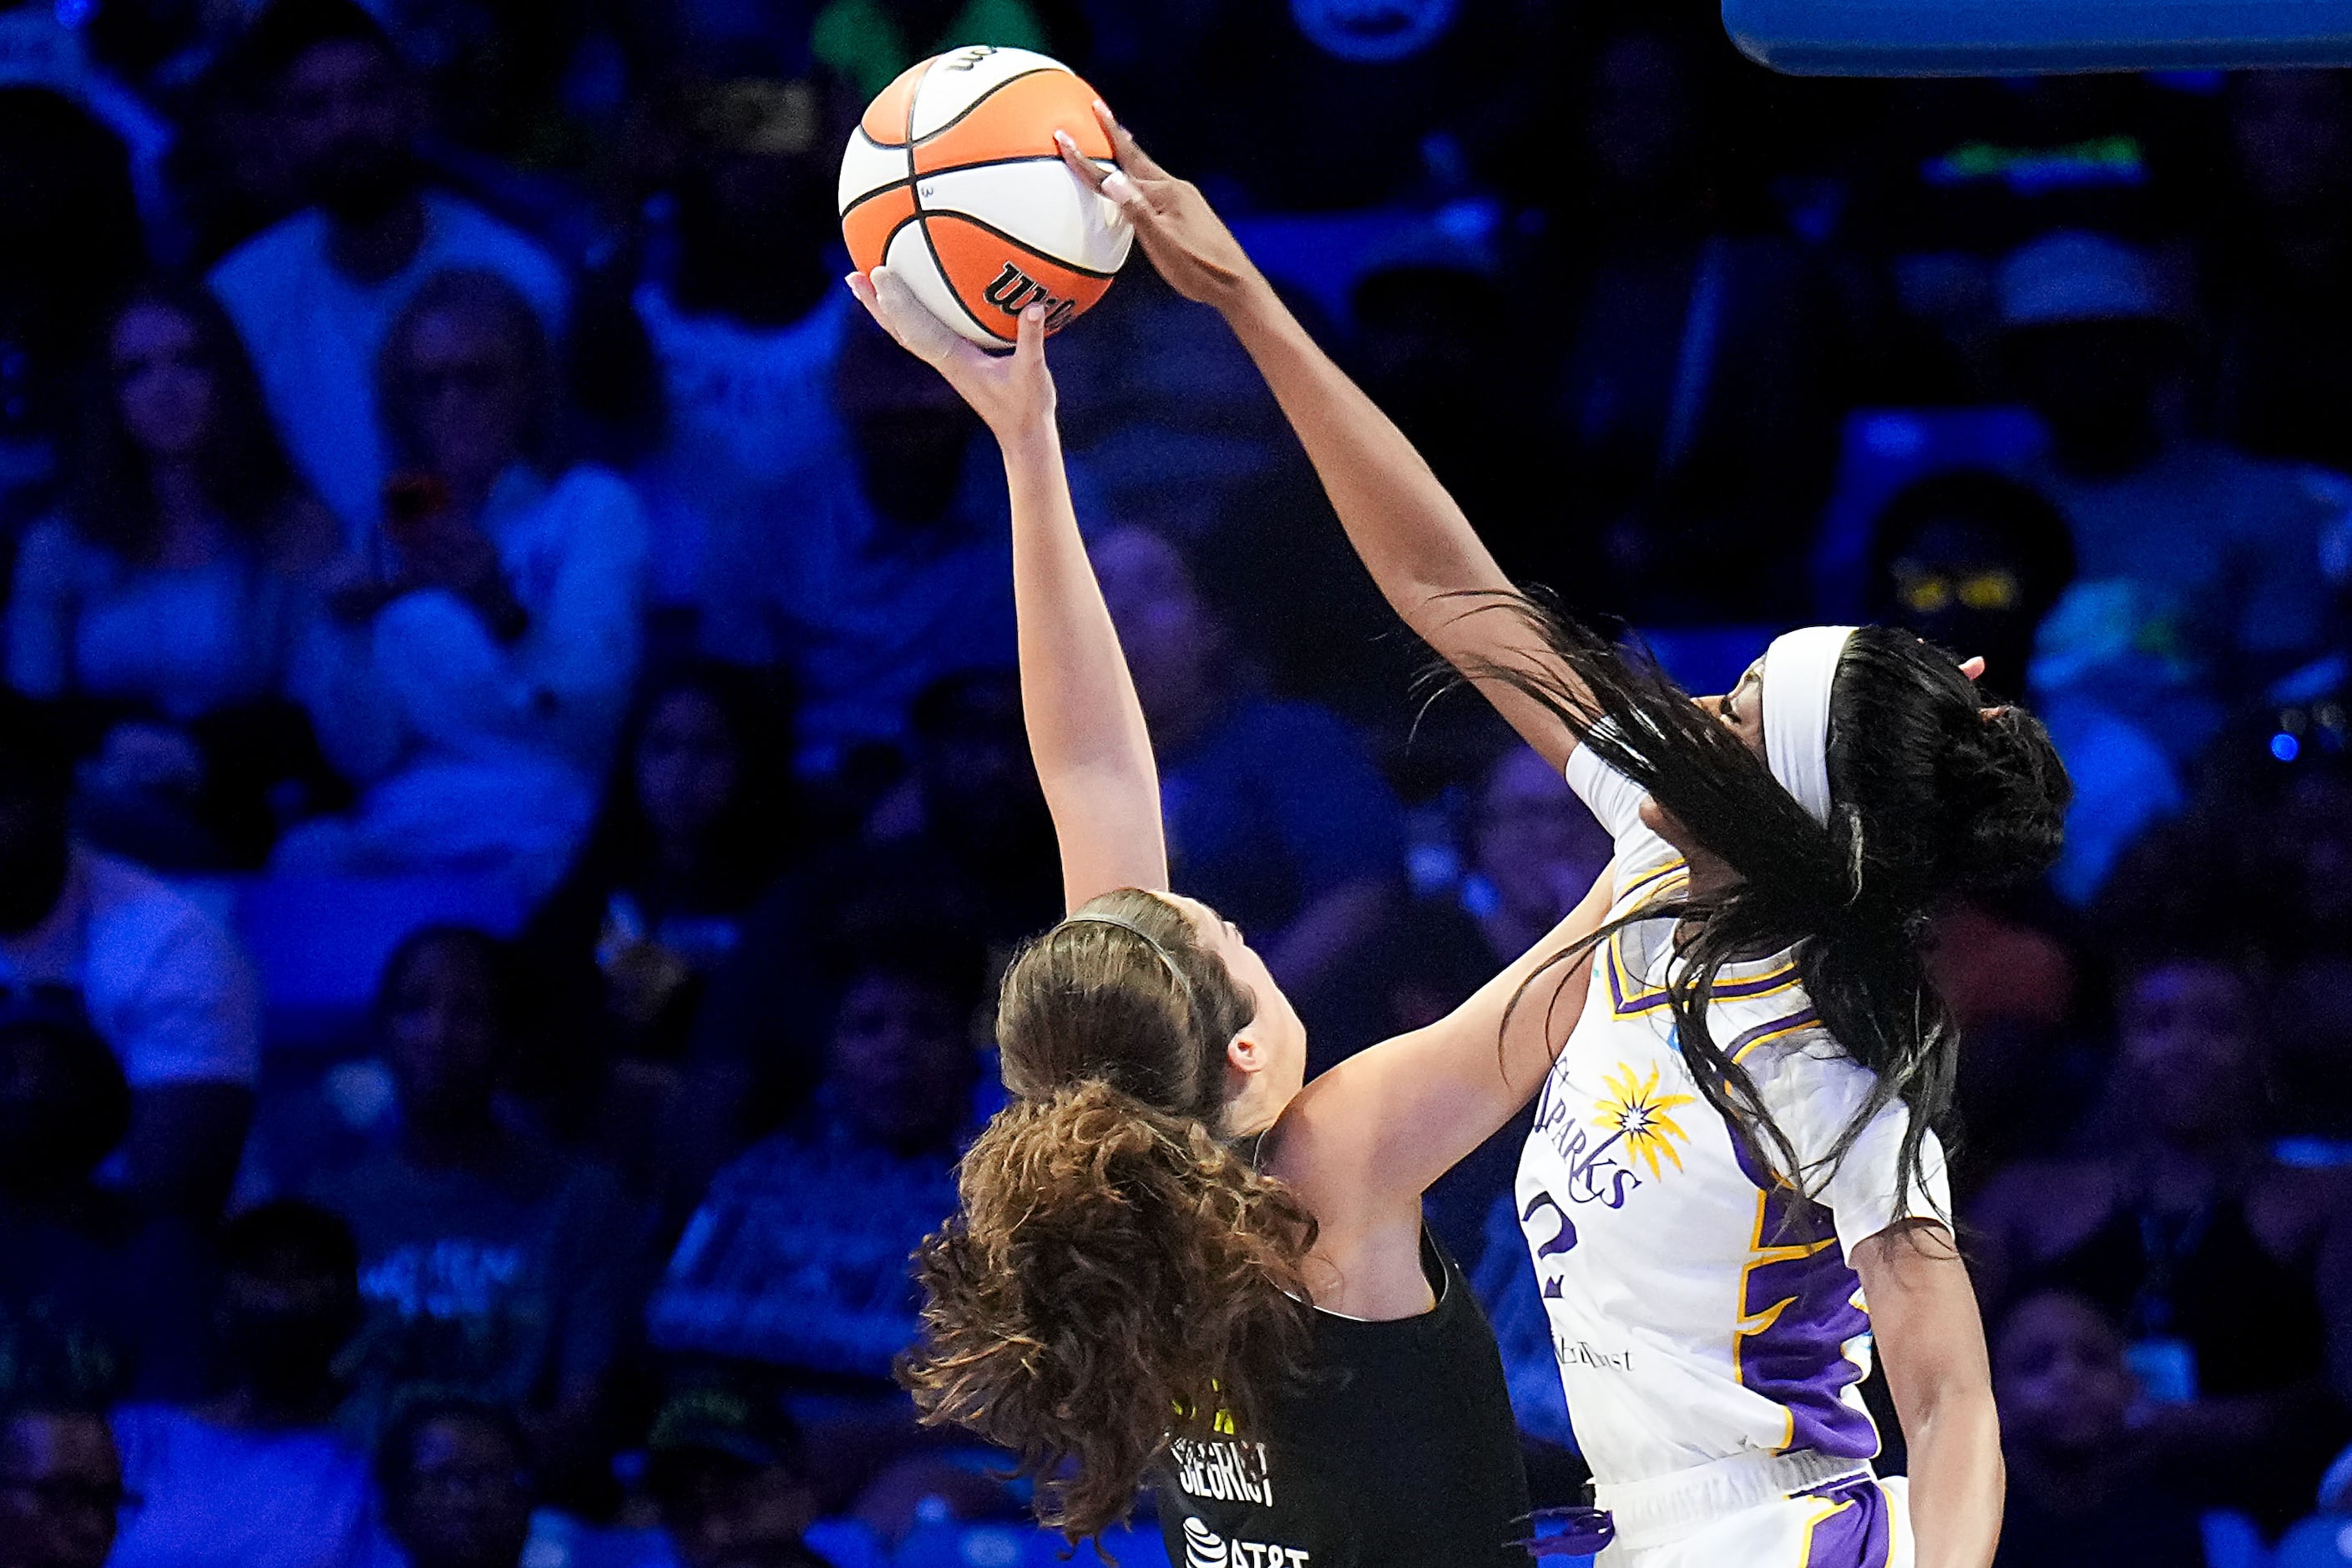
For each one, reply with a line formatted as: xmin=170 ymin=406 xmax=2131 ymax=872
xmin=1515 ymin=1506 xmax=1617 ymax=1559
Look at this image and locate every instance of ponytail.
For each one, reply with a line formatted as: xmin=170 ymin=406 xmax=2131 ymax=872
xmin=900 ymin=1078 xmax=1317 ymax=1540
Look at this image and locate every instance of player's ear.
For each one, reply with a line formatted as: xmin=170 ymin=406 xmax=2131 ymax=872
xmin=1225 ymin=1026 xmax=1269 ymax=1080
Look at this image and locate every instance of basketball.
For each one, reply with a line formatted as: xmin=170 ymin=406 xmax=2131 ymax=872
xmin=839 ymin=45 xmax=1134 ymax=347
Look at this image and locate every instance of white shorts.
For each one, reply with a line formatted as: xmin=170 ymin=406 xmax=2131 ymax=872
xmin=1592 ymin=1451 xmax=1911 ymax=1568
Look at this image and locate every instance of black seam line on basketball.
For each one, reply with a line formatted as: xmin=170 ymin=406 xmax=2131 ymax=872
xmin=841 ymin=179 xmax=912 ymax=220
xmin=910 ymin=151 xmax=1114 ymax=183
xmin=902 ymin=56 xmax=924 ymax=195
xmin=914 ymin=213 xmax=1011 ymax=342
xmin=874 ymin=211 xmax=923 ymax=260
xmin=905 ymin=60 xmax=1003 ymax=340
xmin=842 ymin=150 xmax=1098 ymax=217
xmin=921 ymin=210 xmax=1118 ymax=281
xmin=910 ymin=68 xmax=1060 ymax=147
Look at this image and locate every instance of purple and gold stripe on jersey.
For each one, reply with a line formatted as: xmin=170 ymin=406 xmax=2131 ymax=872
xmin=1603 ymin=856 xmax=1813 ymax=1019
xmin=1796 ymin=1475 xmax=1897 ymax=1568
xmin=1729 ymin=1135 xmax=1879 ymax=1463
xmin=1605 ymin=935 xmax=1806 ymax=1020
xmin=1728 ymin=1007 xmax=1823 ymax=1064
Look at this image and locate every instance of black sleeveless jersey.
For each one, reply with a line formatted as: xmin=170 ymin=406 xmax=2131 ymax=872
xmin=1151 ymin=1228 xmax=1531 ymax=1568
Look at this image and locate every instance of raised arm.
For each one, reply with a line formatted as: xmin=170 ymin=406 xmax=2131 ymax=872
xmin=848 ymin=270 xmax=1166 ymax=910
xmin=1056 ymin=109 xmax=1595 ymax=773
xmin=1276 ymin=862 xmax=1615 ymax=1238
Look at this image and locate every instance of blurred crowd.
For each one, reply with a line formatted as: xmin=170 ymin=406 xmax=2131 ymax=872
xmin=5 ymin=1 xmax=2352 ymax=1565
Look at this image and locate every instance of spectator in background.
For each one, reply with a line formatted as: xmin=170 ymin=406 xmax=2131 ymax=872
xmin=0 ymin=692 xmax=260 ymax=1222
xmin=2243 ymin=755 xmax=2352 ymax=1136
xmin=0 ymin=1390 xmax=124 ymax=1568
xmin=1348 ymin=248 xmax=1556 ymax=596
xmin=208 ymin=0 xmax=566 ymax=541
xmin=2212 ymin=71 xmax=2352 ymax=473
xmin=860 ymin=668 xmax=1059 ymax=948
xmin=1861 ymin=473 xmax=2112 ymax=1185
xmin=1090 ymin=522 xmax=1405 ymax=1018
xmin=1166 ymin=0 xmax=1543 ymax=210
xmin=1864 ymin=467 xmax=2179 ymax=908
xmin=0 ymin=1005 xmax=209 ymax=1403
xmin=0 ymin=87 xmax=145 ymax=532
xmin=759 ymin=319 xmax=1020 ymax=770
xmin=12 ymin=285 xmax=339 ymax=713
xmin=810 ymin=0 xmax=1050 ymax=99
xmin=1549 ymin=16 xmax=1846 ymax=621
xmin=659 ymin=858 xmax=993 ymax=1225
xmin=648 ymin=918 xmax=982 ymax=1390
xmin=1992 ymin=1290 xmax=2206 ymax=1567
xmin=372 ymin=1396 xmax=534 ymax=1568
xmin=1970 ymin=950 xmax=2350 ymax=1528
xmin=302 ymin=927 xmax=640 ymax=1456
xmin=625 ymin=76 xmax=851 ymax=654
xmin=1454 ymin=746 xmax=1616 ymax=977
xmin=279 ymin=270 xmax=647 ymax=900
xmin=1322 ymin=746 xmax=1613 ymax=1252
xmin=521 ymin=663 xmax=797 ymax=1171
xmin=2002 ymin=230 xmax=2346 ymax=745
xmin=8 ymin=284 xmax=341 ymax=870
xmin=1427 ymin=746 xmax=1616 ymax=1254
xmin=645 ymin=1383 xmax=852 ymax=1568
xmin=110 ymin=1202 xmax=377 ymax=1568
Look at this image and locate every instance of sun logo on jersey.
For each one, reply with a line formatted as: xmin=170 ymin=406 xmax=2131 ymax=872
xmin=1592 ymin=1063 xmax=1697 ymax=1179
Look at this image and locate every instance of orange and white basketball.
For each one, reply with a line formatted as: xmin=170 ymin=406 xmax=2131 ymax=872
xmin=839 ymin=46 xmax=1133 ymax=347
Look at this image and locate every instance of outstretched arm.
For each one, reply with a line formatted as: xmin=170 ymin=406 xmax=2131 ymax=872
xmin=1278 ymin=862 xmax=1614 ymax=1229
xmin=848 ymin=270 xmax=1166 ymax=911
xmin=1058 ymin=109 xmax=1596 ymax=772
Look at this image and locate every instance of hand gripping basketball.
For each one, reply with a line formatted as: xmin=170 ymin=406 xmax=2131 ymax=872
xmin=1055 ymin=102 xmax=1261 ymax=310
xmin=847 ymin=266 xmax=1055 ymax=440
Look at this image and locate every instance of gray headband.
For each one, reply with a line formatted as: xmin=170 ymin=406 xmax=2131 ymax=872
xmin=1058 ymin=912 xmax=1195 ymax=1004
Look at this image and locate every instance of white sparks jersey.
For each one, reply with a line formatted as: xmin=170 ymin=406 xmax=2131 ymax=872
xmin=1516 ymin=746 xmax=1950 ymax=1487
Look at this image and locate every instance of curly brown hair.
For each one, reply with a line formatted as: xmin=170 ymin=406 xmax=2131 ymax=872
xmin=898 ymin=888 xmax=1318 ymax=1541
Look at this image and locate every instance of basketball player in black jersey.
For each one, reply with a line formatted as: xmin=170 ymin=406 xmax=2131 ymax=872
xmin=847 ymin=265 xmax=1613 ymax=1566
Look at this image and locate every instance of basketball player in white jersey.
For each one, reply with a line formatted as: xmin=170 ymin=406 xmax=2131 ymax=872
xmin=1063 ymin=108 xmax=2065 ymax=1568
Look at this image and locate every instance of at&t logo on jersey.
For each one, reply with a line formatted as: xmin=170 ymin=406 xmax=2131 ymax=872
xmin=1183 ymin=1516 xmax=1311 ymax=1567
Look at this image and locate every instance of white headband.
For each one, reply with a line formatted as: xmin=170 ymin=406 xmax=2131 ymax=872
xmin=1761 ymin=626 xmax=1858 ymax=827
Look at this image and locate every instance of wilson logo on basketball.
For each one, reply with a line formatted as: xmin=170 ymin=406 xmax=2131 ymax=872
xmin=982 ymin=263 xmax=1080 ymax=329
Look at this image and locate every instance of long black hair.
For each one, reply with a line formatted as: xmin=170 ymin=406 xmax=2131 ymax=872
xmin=564 ymin=660 xmax=798 ymax=913
xmin=69 ymin=281 xmax=307 ymax=563
xmin=1472 ymin=599 xmax=2071 ymax=1222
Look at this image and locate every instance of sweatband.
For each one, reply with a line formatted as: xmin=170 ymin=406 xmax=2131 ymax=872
xmin=1761 ymin=626 xmax=1858 ymax=827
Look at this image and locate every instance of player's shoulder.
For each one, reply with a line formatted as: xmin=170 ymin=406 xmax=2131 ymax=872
xmin=1607 ymin=843 xmax=1685 ymax=904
